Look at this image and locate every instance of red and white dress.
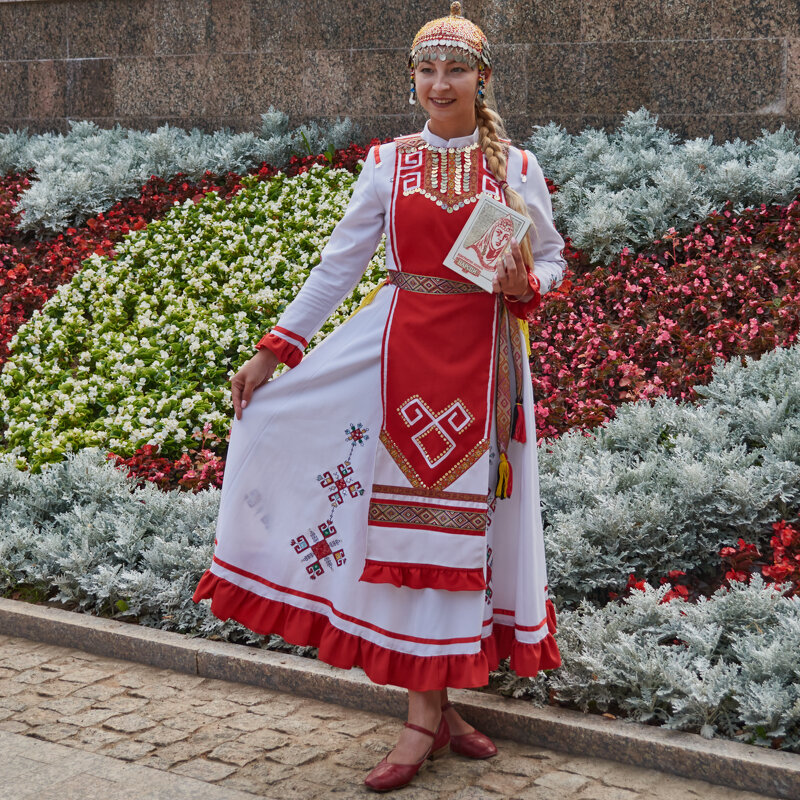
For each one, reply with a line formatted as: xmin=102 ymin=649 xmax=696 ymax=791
xmin=192 ymin=122 xmax=565 ymax=691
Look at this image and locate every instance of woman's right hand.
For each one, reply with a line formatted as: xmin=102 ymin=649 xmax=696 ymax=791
xmin=231 ymin=349 xmax=280 ymax=420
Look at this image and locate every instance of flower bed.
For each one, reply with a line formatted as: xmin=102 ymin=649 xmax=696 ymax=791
xmin=530 ymin=197 xmax=800 ymax=440
xmin=0 ymin=144 xmax=371 ymax=368
xmin=2 ymin=345 xmax=799 ymax=752
xmin=0 ymin=164 xmax=384 ymax=470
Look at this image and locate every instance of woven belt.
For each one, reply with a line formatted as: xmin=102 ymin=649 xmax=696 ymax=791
xmin=386 ymin=270 xmax=483 ymax=295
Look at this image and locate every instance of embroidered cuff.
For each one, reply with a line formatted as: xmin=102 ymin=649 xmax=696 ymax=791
xmin=255 ymin=326 xmax=308 ymax=368
xmin=504 ymin=270 xmax=542 ymax=322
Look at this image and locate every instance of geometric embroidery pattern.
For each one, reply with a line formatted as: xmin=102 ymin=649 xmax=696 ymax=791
xmin=386 ymin=270 xmax=483 ymax=295
xmin=291 ymin=521 xmax=346 ymax=580
xmin=395 ymin=135 xmax=504 ymax=213
xmin=368 ymin=501 xmax=487 ymax=533
xmin=379 ymin=428 xmax=489 ymax=490
xmin=317 ymin=461 xmax=364 ymax=506
xmin=399 ymin=395 xmax=474 ymax=469
xmin=291 ymin=422 xmax=369 ymax=581
xmin=496 ymin=304 xmax=513 ymax=455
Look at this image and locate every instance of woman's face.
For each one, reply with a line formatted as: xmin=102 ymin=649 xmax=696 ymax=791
xmin=414 ymin=59 xmax=489 ymax=128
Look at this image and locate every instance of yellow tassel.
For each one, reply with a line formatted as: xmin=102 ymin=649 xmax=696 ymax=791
xmin=519 ymin=319 xmax=531 ymax=357
xmin=346 ymin=280 xmax=387 ymax=321
xmin=495 ymin=452 xmax=513 ymax=499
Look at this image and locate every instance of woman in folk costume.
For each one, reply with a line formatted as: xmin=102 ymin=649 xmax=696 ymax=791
xmin=193 ymin=2 xmax=565 ymax=791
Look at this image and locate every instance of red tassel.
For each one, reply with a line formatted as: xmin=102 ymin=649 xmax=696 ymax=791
xmin=512 ymin=400 xmax=526 ymax=443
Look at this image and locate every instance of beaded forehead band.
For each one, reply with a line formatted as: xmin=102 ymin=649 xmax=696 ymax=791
xmin=408 ymin=1 xmax=491 ymax=70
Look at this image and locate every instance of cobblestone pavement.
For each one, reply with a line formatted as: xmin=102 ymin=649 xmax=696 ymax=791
xmin=0 ymin=633 xmax=775 ymax=800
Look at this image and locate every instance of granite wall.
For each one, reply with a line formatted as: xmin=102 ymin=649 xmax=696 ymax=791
xmin=1 ymin=0 xmax=798 ymax=143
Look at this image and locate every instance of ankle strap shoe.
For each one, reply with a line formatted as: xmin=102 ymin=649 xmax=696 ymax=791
xmin=364 ymin=715 xmax=448 ymax=792
xmin=441 ymin=700 xmax=498 ymax=759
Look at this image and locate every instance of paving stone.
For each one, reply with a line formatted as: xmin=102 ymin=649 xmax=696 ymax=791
xmin=0 ymin=692 xmax=35 ymax=710
xmin=114 ymin=673 xmax=146 ymax=688
xmin=59 ymin=707 xmax=119 ymax=727
xmin=102 ymin=713 xmax=158 ymax=733
xmin=98 ymin=738 xmax=157 ymax=761
xmin=477 ymin=771 xmax=533 ymax=795
xmin=222 ymin=686 xmax=270 ymax=706
xmin=27 ymin=722 xmax=80 ymax=742
xmin=93 ymin=694 xmax=150 ymax=713
xmin=295 ymin=757 xmax=366 ymax=785
xmin=263 ymin=775 xmax=336 ymax=800
xmin=155 ymin=671 xmax=207 ymax=691
xmin=451 ymin=785 xmax=506 ymax=800
xmin=327 ymin=717 xmax=380 ymax=736
xmin=127 ymin=684 xmax=178 ymax=700
xmin=31 ymin=679 xmax=81 ymax=698
xmin=155 ymin=731 xmax=237 ymax=765
xmin=59 ymin=667 xmax=118 ymax=684
xmin=39 ymin=696 xmax=94 ymax=715
xmin=271 ymin=715 xmax=322 ymax=736
xmin=577 ymin=785 xmax=641 ymax=800
xmin=493 ymin=754 xmax=548 ymax=778
xmin=534 ymin=769 xmax=592 ymax=792
xmin=162 ymin=710 xmax=212 ymax=732
xmin=171 ymin=756 xmax=238 ymax=781
xmin=0 ymin=719 xmax=30 ymax=733
xmin=14 ymin=667 xmax=61 ymax=685
xmin=0 ymin=707 xmax=14 ymax=721
xmin=219 ymin=760 xmax=298 ymax=794
xmin=134 ymin=724 xmax=191 ymax=746
xmin=265 ymin=744 xmax=327 ymax=766
xmin=140 ymin=698 xmax=197 ymax=721
xmin=331 ymin=746 xmax=383 ymax=771
xmin=0 ymin=678 xmax=27 ymax=697
xmin=194 ymin=698 xmax=243 ymax=718
xmin=12 ymin=706 xmax=61 ymax=725
xmin=237 ymin=728 xmax=291 ymax=750
xmin=207 ymin=739 xmax=265 ymax=766
xmin=61 ymin=726 xmax=125 ymax=750
xmin=307 ymin=706 xmax=346 ymax=720
xmin=248 ymin=699 xmax=305 ymax=717
xmin=72 ymin=683 xmax=124 ymax=701
xmin=0 ymin=651 xmax=55 ymax=670
xmin=222 ymin=712 xmax=270 ymax=732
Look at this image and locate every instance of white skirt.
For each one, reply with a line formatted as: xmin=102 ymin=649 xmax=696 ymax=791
xmin=193 ymin=284 xmax=560 ymax=691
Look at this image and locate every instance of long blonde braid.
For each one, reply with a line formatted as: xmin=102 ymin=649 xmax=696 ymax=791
xmin=475 ymin=100 xmax=536 ymax=269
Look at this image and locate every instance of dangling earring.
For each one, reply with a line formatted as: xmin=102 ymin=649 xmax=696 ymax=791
xmin=477 ymin=65 xmax=485 ymax=101
xmin=409 ymin=69 xmax=417 ymax=105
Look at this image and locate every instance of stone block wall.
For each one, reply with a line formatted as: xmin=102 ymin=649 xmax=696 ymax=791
xmin=0 ymin=0 xmax=798 ymax=143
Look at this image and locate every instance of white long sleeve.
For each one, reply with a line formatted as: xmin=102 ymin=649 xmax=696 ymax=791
xmin=508 ymin=147 xmax=566 ymax=294
xmin=271 ymin=147 xmax=387 ymax=346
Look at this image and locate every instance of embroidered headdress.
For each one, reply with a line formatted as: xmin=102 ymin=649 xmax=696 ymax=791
xmin=408 ymin=2 xmax=491 ymax=69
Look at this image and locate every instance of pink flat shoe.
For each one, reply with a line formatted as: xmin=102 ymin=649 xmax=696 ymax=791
xmin=364 ymin=715 xmax=450 ymax=792
xmin=442 ymin=700 xmax=498 ymax=759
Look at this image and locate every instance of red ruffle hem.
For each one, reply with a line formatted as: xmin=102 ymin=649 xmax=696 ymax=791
xmin=192 ymin=569 xmax=561 ymax=692
xmin=358 ymin=561 xmax=486 ymax=591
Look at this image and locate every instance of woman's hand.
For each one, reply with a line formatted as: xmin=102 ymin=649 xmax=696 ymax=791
xmin=231 ymin=349 xmax=280 ymax=420
xmin=492 ymin=239 xmax=533 ymax=300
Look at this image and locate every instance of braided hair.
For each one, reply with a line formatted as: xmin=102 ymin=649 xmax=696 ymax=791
xmin=475 ymin=96 xmax=536 ymax=269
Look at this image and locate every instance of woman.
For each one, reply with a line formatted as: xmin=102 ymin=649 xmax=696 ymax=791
xmin=193 ymin=2 xmax=564 ymax=792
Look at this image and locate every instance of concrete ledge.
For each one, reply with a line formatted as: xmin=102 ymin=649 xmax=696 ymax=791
xmin=1 ymin=596 xmax=798 ymax=799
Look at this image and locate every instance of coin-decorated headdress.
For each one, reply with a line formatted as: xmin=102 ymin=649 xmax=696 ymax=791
xmin=408 ymin=2 xmax=491 ymax=70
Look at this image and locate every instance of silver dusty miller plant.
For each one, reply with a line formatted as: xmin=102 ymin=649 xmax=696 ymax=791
xmin=1 ymin=344 xmax=799 ymax=750
xmin=526 ymin=107 xmax=800 ymax=263
xmin=1 ymin=109 xmax=360 ymax=238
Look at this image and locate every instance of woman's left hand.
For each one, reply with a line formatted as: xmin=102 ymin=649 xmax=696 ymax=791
xmin=492 ymin=239 xmax=532 ymax=299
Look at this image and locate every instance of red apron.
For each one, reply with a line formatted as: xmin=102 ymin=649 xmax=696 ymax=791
xmin=359 ymin=135 xmax=511 ymax=593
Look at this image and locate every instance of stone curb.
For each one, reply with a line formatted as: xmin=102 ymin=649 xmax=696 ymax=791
xmin=1 ymin=597 xmax=798 ymax=799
